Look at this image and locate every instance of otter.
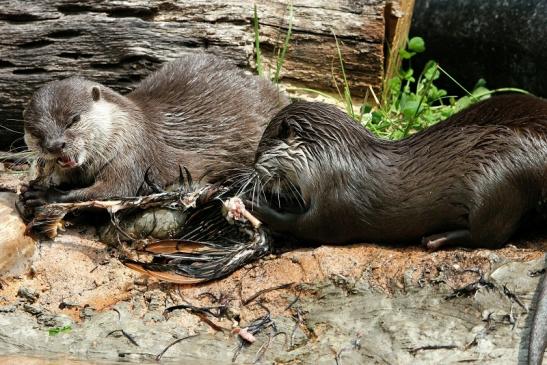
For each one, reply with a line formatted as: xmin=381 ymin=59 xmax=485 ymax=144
xmin=20 ymin=53 xmax=289 ymax=207
xmin=244 ymin=94 xmax=547 ymax=249
xmin=242 ymin=94 xmax=546 ymax=364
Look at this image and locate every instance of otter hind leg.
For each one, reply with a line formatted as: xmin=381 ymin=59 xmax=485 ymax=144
xmin=422 ymin=229 xmax=472 ymax=250
xmin=467 ymin=187 xmax=528 ymax=248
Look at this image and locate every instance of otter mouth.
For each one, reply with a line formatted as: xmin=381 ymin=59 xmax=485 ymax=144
xmin=57 ymin=155 xmax=78 ymax=169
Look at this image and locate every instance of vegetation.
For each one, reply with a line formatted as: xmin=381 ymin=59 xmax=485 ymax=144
xmin=48 ymin=325 xmax=72 ymax=336
xmin=253 ymin=3 xmax=293 ymax=84
xmin=355 ymin=37 xmax=529 ymax=139
xmin=252 ymin=7 xmax=529 ymax=140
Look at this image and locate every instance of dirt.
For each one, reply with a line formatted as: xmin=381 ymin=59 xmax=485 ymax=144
xmin=0 ymin=166 xmax=545 ymax=364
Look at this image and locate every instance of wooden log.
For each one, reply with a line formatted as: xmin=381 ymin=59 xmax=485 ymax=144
xmin=384 ymin=0 xmax=415 ymax=100
xmin=0 ymin=0 xmax=413 ymax=150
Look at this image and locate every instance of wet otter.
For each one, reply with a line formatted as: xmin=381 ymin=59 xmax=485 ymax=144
xmin=21 ymin=54 xmax=289 ymax=206
xmin=242 ymin=95 xmax=546 ymax=364
xmin=244 ymin=94 xmax=547 ymax=249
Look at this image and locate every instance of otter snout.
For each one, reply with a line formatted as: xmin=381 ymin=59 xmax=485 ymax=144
xmin=44 ymin=138 xmax=66 ymax=154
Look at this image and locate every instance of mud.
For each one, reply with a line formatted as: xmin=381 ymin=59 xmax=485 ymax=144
xmin=0 ymin=167 xmax=545 ymax=364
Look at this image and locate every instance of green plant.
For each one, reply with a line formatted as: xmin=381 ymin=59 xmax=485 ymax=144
xmin=48 ymin=325 xmax=72 ymax=336
xmin=253 ymin=4 xmax=293 ymax=83
xmin=332 ymin=32 xmax=355 ymax=119
xmin=251 ymin=7 xmax=531 ymax=140
xmin=362 ymin=36 xmax=530 ymax=139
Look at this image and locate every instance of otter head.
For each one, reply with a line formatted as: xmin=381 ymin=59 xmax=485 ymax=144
xmin=253 ymin=111 xmax=316 ymax=211
xmin=252 ymin=102 xmax=366 ymax=211
xmin=23 ymin=77 xmax=117 ymax=169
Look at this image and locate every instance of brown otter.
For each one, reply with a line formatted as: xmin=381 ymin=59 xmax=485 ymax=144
xmin=20 ymin=53 xmax=289 ymax=206
xmin=242 ymin=94 xmax=546 ymax=364
xmin=244 ymin=94 xmax=547 ymax=249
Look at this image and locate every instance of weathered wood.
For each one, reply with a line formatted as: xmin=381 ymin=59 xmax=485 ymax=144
xmin=0 ymin=0 xmax=400 ymax=150
xmin=384 ymin=0 xmax=415 ymax=100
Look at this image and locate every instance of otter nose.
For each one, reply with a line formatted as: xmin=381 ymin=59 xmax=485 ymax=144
xmin=45 ymin=139 xmax=66 ymax=154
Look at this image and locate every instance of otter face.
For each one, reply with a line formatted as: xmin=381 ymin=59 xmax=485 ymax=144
xmin=253 ymin=118 xmax=309 ymax=211
xmin=23 ymin=77 xmax=112 ymax=169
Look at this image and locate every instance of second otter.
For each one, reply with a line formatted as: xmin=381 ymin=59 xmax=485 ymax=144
xmin=245 ymin=94 xmax=547 ymax=249
xmin=21 ymin=54 xmax=289 ymax=205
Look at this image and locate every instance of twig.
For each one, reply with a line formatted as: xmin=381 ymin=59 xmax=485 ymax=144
xmin=285 ymin=292 xmax=301 ymax=311
xmin=409 ymin=344 xmax=458 ymax=355
xmin=242 ymin=283 xmax=293 ymax=305
xmin=106 ymin=329 xmax=139 ymax=347
xmin=155 ymin=334 xmax=199 ymax=361
xmin=164 ymin=303 xmax=227 ymax=318
xmin=503 ymin=284 xmax=527 ymax=312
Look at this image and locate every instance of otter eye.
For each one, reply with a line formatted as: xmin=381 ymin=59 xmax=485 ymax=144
xmin=67 ymin=114 xmax=80 ymax=128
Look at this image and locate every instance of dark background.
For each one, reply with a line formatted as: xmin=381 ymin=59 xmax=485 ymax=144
xmin=410 ymin=0 xmax=547 ymax=97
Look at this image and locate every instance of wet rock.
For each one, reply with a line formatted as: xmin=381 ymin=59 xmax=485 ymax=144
xmin=0 ymin=193 xmax=36 ymax=276
xmin=39 ymin=313 xmax=73 ymax=328
xmin=0 ymin=305 xmax=16 ymax=313
xmin=17 ymin=287 xmax=39 ymax=303
xmin=80 ymin=306 xmax=96 ymax=320
xmin=144 ymin=289 xmax=166 ymax=311
xmin=22 ymin=304 xmax=43 ymax=316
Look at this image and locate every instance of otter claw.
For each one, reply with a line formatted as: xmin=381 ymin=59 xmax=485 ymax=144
xmin=143 ymin=167 xmax=164 ymax=193
xmin=178 ymin=165 xmax=193 ymax=189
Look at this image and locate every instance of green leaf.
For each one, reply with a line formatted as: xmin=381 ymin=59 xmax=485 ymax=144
xmin=422 ymin=61 xmax=439 ymax=80
xmin=408 ymin=37 xmax=426 ymax=53
xmin=473 ymin=78 xmax=487 ymax=90
xmin=399 ymin=48 xmax=415 ymax=60
xmin=400 ymin=68 xmax=414 ymax=80
xmin=471 ymin=86 xmax=491 ymax=100
xmin=400 ymin=93 xmax=421 ymax=119
xmin=454 ymin=96 xmax=472 ymax=112
xmin=371 ymin=111 xmax=383 ymax=124
xmin=361 ymin=104 xmax=372 ymax=114
xmin=48 ymin=325 xmax=72 ymax=336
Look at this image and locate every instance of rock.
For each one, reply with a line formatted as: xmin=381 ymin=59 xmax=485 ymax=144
xmin=17 ymin=287 xmax=39 ymax=303
xmin=0 ymin=192 xmax=36 ymax=277
xmin=80 ymin=306 xmax=96 ymax=320
xmin=22 ymin=304 xmax=43 ymax=316
xmin=0 ymin=305 xmax=16 ymax=313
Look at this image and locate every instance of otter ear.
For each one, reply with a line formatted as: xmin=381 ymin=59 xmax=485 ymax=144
xmin=91 ymin=86 xmax=101 ymax=102
xmin=278 ymin=119 xmax=295 ymax=140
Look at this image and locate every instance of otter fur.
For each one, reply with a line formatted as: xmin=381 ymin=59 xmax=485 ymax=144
xmin=245 ymin=94 xmax=547 ymax=249
xmin=21 ymin=53 xmax=289 ymax=205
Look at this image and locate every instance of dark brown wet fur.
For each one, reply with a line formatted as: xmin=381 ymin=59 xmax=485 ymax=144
xmin=247 ymin=94 xmax=547 ymax=248
xmin=22 ymin=53 xmax=289 ymax=203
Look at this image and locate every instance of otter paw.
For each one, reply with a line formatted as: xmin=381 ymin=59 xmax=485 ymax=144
xmin=244 ymin=201 xmax=295 ymax=233
xmin=20 ymin=184 xmax=49 ymax=207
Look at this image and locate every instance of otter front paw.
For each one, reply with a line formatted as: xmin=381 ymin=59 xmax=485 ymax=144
xmin=19 ymin=182 xmax=47 ymax=219
xmin=245 ymin=201 xmax=297 ymax=233
xmin=20 ymin=183 xmax=68 ymax=209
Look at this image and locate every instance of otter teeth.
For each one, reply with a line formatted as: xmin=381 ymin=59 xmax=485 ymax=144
xmin=57 ymin=156 xmax=78 ymax=168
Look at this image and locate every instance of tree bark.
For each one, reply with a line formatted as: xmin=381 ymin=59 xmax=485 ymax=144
xmin=0 ymin=0 xmax=412 ymax=149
